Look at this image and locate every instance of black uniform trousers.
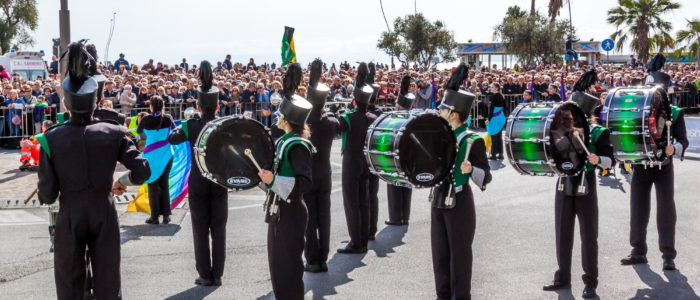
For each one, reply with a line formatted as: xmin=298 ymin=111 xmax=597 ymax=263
xmin=368 ymin=174 xmax=379 ymax=237
xmin=342 ymin=157 xmax=371 ymax=249
xmin=553 ymin=172 xmax=598 ymax=287
xmin=54 ymin=190 xmax=121 ymax=300
xmin=630 ymin=161 xmax=676 ymax=260
xmin=431 ymin=187 xmax=476 ymax=300
xmin=387 ymin=185 xmax=412 ymax=223
xmin=303 ymin=175 xmax=332 ymax=265
xmin=490 ymin=131 xmax=503 ymax=157
xmin=148 ymin=158 xmax=173 ymax=220
xmin=268 ymin=200 xmax=308 ymax=300
xmin=188 ymin=180 xmax=229 ymax=280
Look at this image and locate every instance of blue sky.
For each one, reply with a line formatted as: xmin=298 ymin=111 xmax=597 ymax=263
xmin=28 ymin=0 xmax=700 ymax=66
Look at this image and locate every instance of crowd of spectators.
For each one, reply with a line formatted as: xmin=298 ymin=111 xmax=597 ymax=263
xmin=1 ymin=53 xmax=699 ymax=148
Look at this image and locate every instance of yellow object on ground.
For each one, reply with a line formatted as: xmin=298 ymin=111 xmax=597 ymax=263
xmin=484 ymin=134 xmax=492 ymax=152
xmin=126 ymin=185 xmax=150 ymax=214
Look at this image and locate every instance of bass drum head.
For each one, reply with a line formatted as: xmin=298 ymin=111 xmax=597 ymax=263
xmin=649 ymin=87 xmax=672 ymax=146
xmin=549 ymin=102 xmax=589 ymax=176
xmin=201 ymin=116 xmax=275 ymax=190
xmin=398 ymin=113 xmax=456 ymax=186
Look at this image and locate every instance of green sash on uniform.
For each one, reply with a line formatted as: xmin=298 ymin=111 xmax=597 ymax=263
xmin=340 ymin=109 xmax=355 ymax=152
xmin=585 ymin=125 xmax=609 ymax=173
xmin=182 ymin=119 xmax=190 ymax=139
xmin=35 ymin=133 xmax=51 ymax=158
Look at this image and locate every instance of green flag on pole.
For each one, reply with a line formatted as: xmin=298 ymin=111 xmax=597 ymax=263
xmin=281 ymin=26 xmax=297 ymax=68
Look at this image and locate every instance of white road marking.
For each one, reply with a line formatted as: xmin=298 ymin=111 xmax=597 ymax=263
xmin=331 ymin=161 xmax=343 ymax=168
xmin=228 ymin=204 xmax=263 ymax=211
xmin=0 ymin=210 xmax=45 ymax=226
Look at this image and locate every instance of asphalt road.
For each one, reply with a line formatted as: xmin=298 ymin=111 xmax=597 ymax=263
xmin=1 ymin=138 xmax=699 ymax=300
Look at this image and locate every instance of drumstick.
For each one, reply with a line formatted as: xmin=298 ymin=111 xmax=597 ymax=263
xmin=665 ymin=120 xmax=672 ymax=147
xmin=23 ymin=187 xmax=38 ymax=205
xmin=464 ymin=139 xmax=474 ymax=161
xmin=573 ymin=130 xmax=591 ymax=156
xmin=244 ymin=149 xmax=262 ymax=172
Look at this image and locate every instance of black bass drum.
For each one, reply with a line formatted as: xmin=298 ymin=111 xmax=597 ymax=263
xmin=194 ymin=115 xmax=275 ymax=190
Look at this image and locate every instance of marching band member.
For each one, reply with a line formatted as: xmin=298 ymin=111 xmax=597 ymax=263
xmin=621 ymin=54 xmax=688 ymax=271
xmin=257 ymin=62 xmax=314 ymax=300
xmin=385 ymin=75 xmax=415 ymax=226
xmin=38 ymin=41 xmax=150 ymax=300
xmin=431 ymin=63 xmax=491 ymax=300
xmin=542 ymin=70 xmax=612 ymax=299
xmin=366 ymin=62 xmax=382 ymax=239
xmin=337 ymin=62 xmax=377 ymax=254
xmin=303 ymin=59 xmax=339 ymax=273
xmin=168 ymin=61 xmax=229 ymax=286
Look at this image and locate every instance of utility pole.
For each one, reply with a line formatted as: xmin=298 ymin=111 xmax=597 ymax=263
xmin=59 ymin=0 xmax=70 ymax=111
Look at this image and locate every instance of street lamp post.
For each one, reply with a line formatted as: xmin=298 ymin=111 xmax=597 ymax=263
xmin=59 ymin=0 xmax=70 ymax=111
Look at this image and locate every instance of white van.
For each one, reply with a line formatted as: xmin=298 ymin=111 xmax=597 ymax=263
xmin=0 ymin=50 xmax=48 ymax=81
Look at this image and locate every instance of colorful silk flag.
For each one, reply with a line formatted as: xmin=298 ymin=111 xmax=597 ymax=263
xmin=281 ymin=26 xmax=297 ymax=67
xmin=127 ymin=120 xmax=191 ymax=213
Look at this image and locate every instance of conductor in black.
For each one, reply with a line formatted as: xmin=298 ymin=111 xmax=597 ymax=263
xmin=303 ymin=59 xmax=339 ymax=273
xmin=168 ymin=61 xmax=229 ymax=286
xmin=621 ymin=54 xmax=689 ymax=271
xmin=37 ymin=41 xmax=150 ymax=300
xmin=337 ymin=62 xmax=377 ymax=254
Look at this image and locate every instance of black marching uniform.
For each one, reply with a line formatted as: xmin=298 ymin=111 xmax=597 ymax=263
xmin=168 ymin=61 xmax=229 ymax=285
xmin=622 ymin=55 xmax=689 ymax=270
xmin=93 ymin=107 xmax=126 ymax=126
xmin=261 ymin=64 xmax=314 ymax=299
xmin=627 ymin=106 xmax=688 ymax=263
xmin=386 ymin=75 xmax=415 ymax=226
xmin=337 ymin=77 xmax=376 ymax=252
xmin=303 ymin=59 xmax=340 ymax=271
xmin=431 ymin=64 xmax=491 ymax=300
xmin=37 ymin=41 xmax=150 ymax=300
xmin=366 ymin=99 xmax=382 ymax=237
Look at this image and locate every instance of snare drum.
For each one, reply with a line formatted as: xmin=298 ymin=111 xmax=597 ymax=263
xmin=364 ymin=110 xmax=456 ymax=187
xmin=194 ymin=115 xmax=275 ymax=190
xmin=602 ymin=85 xmax=670 ymax=164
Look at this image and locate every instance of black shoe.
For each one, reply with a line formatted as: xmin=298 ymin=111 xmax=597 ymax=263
xmin=582 ymin=286 xmax=597 ymax=298
xmin=663 ymin=259 xmax=676 ymax=271
xmin=194 ymin=277 xmax=213 ymax=286
xmin=337 ymin=245 xmax=365 ymax=254
xmin=542 ymin=281 xmax=571 ymax=291
xmin=320 ymin=262 xmax=328 ymax=272
xmin=489 ymin=156 xmax=497 ymax=160
xmin=620 ymin=254 xmax=647 ymax=265
xmin=145 ymin=217 xmax=159 ymax=225
xmin=304 ymin=262 xmax=323 ymax=273
xmin=385 ymin=220 xmax=402 ymax=226
xmin=211 ymin=278 xmax=222 ymax=286
xmin=497 ymin=155 xmax=504 ymax=160
xmin=162 ymin=216 xmax=171 ymax=224
xmin=368 ymin=235 xmax=376 ymax=241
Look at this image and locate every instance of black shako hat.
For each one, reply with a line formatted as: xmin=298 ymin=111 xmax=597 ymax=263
xmin=275 ymin=63 xmax=312 ymax=125
xmin=196 ymin=60 xmax=219 ymax=109
xmin=396 ymin=75 xmax=415 ymax=110
xmin=307 ymin=58 xmax=330 ymax=109
xmin=438 ymin=63 xmax=474 ymax=115
xmin=61 ymin=41 xmax=98 ymax=114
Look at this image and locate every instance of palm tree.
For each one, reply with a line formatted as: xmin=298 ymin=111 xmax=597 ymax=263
xmin=675 ymin=18 xmax=700 ymax=67
xmin=607 ymin=0 xmax=680 ymax=64
xmin=531 ymin=0 xmax=536 ymax=15
xmin=548 ymin=0 xmax=565 ymax=23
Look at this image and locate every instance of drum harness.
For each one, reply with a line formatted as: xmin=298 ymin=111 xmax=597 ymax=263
xmin=430 ymin=130 xmax=471 ymax=209
xmin=263 ymin=137 xmax=317 ymax=224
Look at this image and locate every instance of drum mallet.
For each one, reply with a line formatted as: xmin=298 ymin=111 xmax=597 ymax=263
xmin=573 ymin=130 xmax=590 ymax=194
xmin=446 ymin=139 xmax=474 ymax=207
xmin=666 ymin=120 xmax=672 ymax=149
xmin=244 ymin=149 xmax=262 ymax=172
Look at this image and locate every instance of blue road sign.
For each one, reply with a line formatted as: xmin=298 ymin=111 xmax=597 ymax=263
xmin=602 ymin=39 xmax=615 ymax=52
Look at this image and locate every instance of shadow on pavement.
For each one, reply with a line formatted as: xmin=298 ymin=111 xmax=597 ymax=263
xmin=119 ymin=223 xmax=181 ymax=245
xmin=555 ymin=289 xmax=575 ymax=300
xmin=631 ymin=264 xmax=700 ymax=299
xmin=598 ymin=174 xmax=626 ymax=193
xmin=0 ymin=168 xmax=35 ymax=184
xmin=371 ymin=225 xmax=407 ymax=258
xmin=164 ymin=285 xmax=219 ymax=300
xmin=489 ymin=160 xmax=506 ymax=171
xmin=299 ymin=249 xmax=368 ymax=299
